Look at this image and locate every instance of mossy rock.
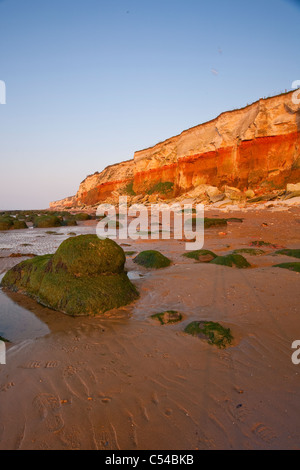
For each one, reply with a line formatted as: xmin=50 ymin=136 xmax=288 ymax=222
xmin=51 ymin=235 xmax=126 ymax=276
xmin=275 ymin=249 xmax=300 ymax=259
xmin=133 ymin=250 xmax=171 ymax=269
xmin=211 ymin=254 xmax=251 ymax=268
xmin=13 ymin=220 xmax=28 ymax=230
xmin=226 ymin=218 xmax=244 ymax=223
xmin=204 ymin=218 xmax=228 ymax=229
xmin=34 ymin=216 xmax=62 ymax=228
xmin=250 ymin=240 xmax=282 ymax=249
xmin=61 ymin=218 xmax=78 ymax=227
xmin=274 ymin=262 xmax=300 ymax=273
xmin=125 ymin=251 xmax=137 ymax=256
xmin=151 ymin=311 xmax=183 ymax=325
xmin=1 ymin=235 xmax=139 ymax=317
xmin=183 ymin=249 xmax=217 ymax=263
xmin=0 ymin=217 xmax=14 ymax=231
xmin=0 ymin=217 xmax=28 ymax=231
xmin=74 ymin=213 xmax=91 ymax=221
xmin=233 ymin=248 xmax=265 ymax=256
xmin=185 ymin=218 xmax=227 ymax=230
xmin=184 ymin=321 xmax=233 ymax=348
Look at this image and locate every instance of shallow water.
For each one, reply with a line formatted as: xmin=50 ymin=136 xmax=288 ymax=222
xmin=0 ymin=275 xmax=50 ymax=343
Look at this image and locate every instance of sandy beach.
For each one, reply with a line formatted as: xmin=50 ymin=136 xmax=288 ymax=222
xmin=0 ymin=206 xmax=299 ymax=450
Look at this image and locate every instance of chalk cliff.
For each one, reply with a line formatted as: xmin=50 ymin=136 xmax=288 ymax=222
xmin=50 ymin=91 xmax=300 ymax=209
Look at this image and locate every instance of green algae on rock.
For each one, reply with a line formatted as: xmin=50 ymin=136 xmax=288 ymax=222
xmin=0 ymin=217 xmax=28 ymax=231
xmin=183 ymin=249 xmax=217 ymax=263
xmin=74 ymin=213 xmax=91 ymax=221
xmin=1 ymin=235 xmax=139 ymax=317
xmin=184 ymin=321 xmax=233 ymax=348
xmin=211 ymin=253 xmax=251 ymax=268
xmin=275 ymin=249 xmax=300 ymax=259
xmin=185 ymin=218 xmax=228 ymax=230
xmin=233 ymin=248 xmax=265 ymax=256
xmin=0 ymin=217 xmax=14 ymax=230
xmin=151 ymin=311 xmax=183 ymax=325
xmin=250 ymin=240 xmax=283 ymax=249
xmin=133 ymin=250 xmax=171 ymax=269
xmin=274 ymin=262 xmax=300 ymax=273
xmin=34 ymin=215 xmax=62 ymax=229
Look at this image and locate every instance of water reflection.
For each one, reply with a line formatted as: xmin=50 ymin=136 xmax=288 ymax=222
xmin=0 ymin=282 xmax=50 ymax=343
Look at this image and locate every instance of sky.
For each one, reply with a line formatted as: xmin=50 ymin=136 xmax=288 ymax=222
xmin=0 ymin=0 xmax=299 ymax=210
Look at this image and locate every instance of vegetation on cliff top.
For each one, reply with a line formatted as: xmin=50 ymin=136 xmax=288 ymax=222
xmin=147 ymin=181 xmax=174 ymax=196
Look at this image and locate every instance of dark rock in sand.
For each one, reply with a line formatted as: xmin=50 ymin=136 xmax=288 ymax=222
xmin=184 ymin=321 xmax=233 ymax=349
xmin=133 ymin=250 xmax=171 ymax=269
xmin=1 ymin=235 xmax=139 ymax=317
xmin=210 ymin=254 xmax=251 ymax=268
xmin=151 ymin=311 xmax=183 ymax=325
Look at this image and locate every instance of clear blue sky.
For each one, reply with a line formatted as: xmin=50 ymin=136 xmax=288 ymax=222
xmin=0 ymin=0 xmax=299 ymax=209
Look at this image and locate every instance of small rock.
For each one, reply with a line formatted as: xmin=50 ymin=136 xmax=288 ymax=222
xmin=287 ymin=183 xmax=300 ymax=192
xmin=245 ymin=189 xmax=255 ymax=199
xmin=224 ymin=186 xmax=243 ymax=201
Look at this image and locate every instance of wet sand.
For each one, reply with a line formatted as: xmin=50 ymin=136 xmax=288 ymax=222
xmin=0 ymin=208 xmax=300 ymax=450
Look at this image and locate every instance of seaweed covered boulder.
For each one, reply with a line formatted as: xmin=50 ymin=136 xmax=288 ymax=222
xmin=12 ymin=220 xmax=28 ymax=230
xmin=184 ymin=321 xmax=233 ymax=349
xmin=183 ymin=249 xmax=217 ymax=263
xmin=0 ymin=216 xmax=28 ymax=230
xmin=151 ymin=310 xmax=183 ymax=325
xmin=133 ymin=250 xmax=171 ymax=269
xmin=185 ymin=218 xmax=227 ymax=231
xmin=1 ymin=235 xmax=139 ymax=316
xmin=34 ymin=215 xmax=62 ymax=229
xmin=210 ymin=253 xmax=251 ymax=269
xmin=274 ymin=262 xmax=300 ymax=273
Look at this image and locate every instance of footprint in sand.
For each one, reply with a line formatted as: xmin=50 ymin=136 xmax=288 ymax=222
xmin=0 ymin=382 xmax=15 ymax=392
xmin=45 ymin=361 xmax=60 ymax=369
xmin=97 ymin=429 xmax=120 ymax=450
xmin=252 ymin=423 xmax=277 ymax=444
xmin=21 ymin=361 xmax=42 ymax=369
xmin=59 ymin=425 xmax=82 ymax=450
xmin=151 ymin=391 xmax=159 ymax=406
xmin=32 ymin=393 xmax=64 ymax=433
xmin=63 ymin=365 xmax=90 ymax=399
xmin=127 ymin=415 xmax=138 ymax=448
xmin=229 ymin=402 xmax=251 ymax=423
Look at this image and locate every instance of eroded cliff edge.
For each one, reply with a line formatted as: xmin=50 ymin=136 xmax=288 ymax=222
xmin=50 ymin=91 xmax=300 ymax=209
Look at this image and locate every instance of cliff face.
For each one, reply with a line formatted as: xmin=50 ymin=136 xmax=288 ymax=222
xmin=50 ymin=91 xmax=300 ymax=209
